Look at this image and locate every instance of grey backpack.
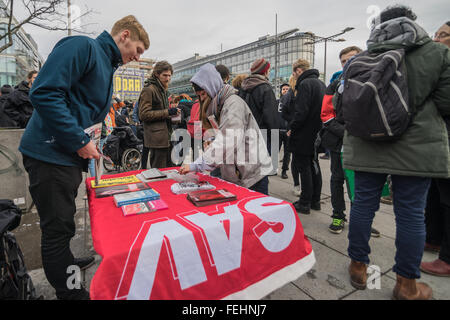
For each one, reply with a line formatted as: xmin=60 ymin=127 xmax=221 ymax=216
xmin=341 ymin=49 xmax=412 ymax=141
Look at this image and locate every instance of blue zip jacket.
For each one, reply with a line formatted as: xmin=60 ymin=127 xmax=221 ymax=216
xmin=19 ymin=31 xmax=122 ymax=169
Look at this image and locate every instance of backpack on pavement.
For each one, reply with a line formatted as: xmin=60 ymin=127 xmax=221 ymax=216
xmin=0 ymin=199 xmax=40 ymax=300
xmin=341 ymin=49 xmax=412 ymax=141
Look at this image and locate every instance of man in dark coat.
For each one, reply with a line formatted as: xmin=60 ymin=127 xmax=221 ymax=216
xmin=277 ymin=83 xmax=290 ymax=179
xmin=288 ymin=59 xmax=325 ymax=214
xmin=139 ymin=61 xmax=180 ymax=169
xmin=0 ymin=85 xmax=16 ymax=127
xmin=240 ymin=58 xmax=279 ymax=150
xmin=4 ymin=71 xmax=37 ymax=128
xmin=19 ymin=15 xmax=150 ymax=300
xmin=421 ymin=20 xmax=450 ymax=278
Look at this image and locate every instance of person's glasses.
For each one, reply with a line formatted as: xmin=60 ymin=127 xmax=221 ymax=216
xmin=434 ymin=32 xmax=450 ymax=40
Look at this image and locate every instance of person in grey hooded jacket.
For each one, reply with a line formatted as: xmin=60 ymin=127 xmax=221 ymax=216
xmin=179 ymin=63 xmax=273 ymax=195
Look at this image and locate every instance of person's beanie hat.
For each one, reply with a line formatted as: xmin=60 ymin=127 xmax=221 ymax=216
xmin=251 ymin=58 xmax=271 ymax=75
xmin=0 ymin=84 xmax=13 ymax=95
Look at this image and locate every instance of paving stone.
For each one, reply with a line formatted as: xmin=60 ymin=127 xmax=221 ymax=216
xmin=262 ymin=283 xmax=312 ymax=300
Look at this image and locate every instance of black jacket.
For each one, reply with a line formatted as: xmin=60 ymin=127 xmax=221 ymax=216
xmin=0 ymin=93 xmax=17 ymax=128
xmin=240 ymin=75 xmax=279 ymax=130
xmin=288 ymin=69 xmax=326 ymax=155
xmin=320 ymin=78 xmax=346 ymax=152
xmin=280 ymin=89 xmax=296 ymax=128
xmin=4 ymin=81 xmax=33 ymax=128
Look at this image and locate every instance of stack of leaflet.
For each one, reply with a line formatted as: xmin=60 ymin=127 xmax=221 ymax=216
xmin=113 ymin=188 xmax=160 ymax=207
xmin=187 ymin=189 xmax=237 ymax=207
xmin=171 ymin=181 xmax=216 ymax=195
xmin=121 ymin=199 xmax=168 ymax=216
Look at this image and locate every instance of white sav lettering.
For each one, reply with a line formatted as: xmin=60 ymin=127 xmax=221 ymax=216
xmin=127 ymin=220 xmax=207 ymax=300
xmin=185 ymin=205 xmax=244 ymax=275
xmin=245 ymin=197 xmax=297 ymax=252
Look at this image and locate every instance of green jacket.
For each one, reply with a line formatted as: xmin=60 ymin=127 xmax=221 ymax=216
xmin=343 ymin=17 xmax=450 ymax=178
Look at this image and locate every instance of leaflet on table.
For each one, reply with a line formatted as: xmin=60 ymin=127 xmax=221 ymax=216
xmin=142 ymin=168 xmax=167 ymax=180
xmin=170 ymin=181 xmax=216 ymax=194
xmin=114 ymin=188 xmax=160 ymax=207
xmin=94 ymin=182 xmax=151 ymax=198
xmin=91 ymin=175 xmax=141 ymax=188
xmin=84 ymin=123 xmax=103 ymax=186
xmin=121 ymin=199 xmax=168 ymax=216
xmin=187 ymin=189 xmax=237 ymax=207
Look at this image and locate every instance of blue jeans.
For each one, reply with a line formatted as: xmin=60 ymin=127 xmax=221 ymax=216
xmin=347 ymin=171 xmax=431 ymax=279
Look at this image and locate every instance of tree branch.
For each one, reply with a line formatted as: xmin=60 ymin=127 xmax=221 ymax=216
xmin=0 ymin=0 xmax=96 ymax=53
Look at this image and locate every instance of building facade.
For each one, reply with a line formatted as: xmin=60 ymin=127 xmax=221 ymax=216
xmin=169 ymin=29 xmax=316 ymax=97
xmin=113 ymin=58 xmax=155 ymax=102
xmin=0 ymin=2 xmax=43 ymax=87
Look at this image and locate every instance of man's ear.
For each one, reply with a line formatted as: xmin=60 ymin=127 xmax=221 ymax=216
xmin=121 ymin=30 xmax=130 ymax=42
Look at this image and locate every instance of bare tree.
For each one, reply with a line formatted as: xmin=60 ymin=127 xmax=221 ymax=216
xmin=0 ymin=0 xmax=95 ymax=53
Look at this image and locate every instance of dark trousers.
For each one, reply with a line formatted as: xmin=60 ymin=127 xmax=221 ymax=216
xmin=150 ymin=147 xmax=172 ymax=169
xmin=348 ymin=172 xmax=430 ymax=279
xmin=290 ymin=155 xmax=300 ymax=186
xmin=330 ymin=151 xmax=346 ymax=219
xmin=293 ymin=153 xmax=322 ymax=206
xmin=141 ymin=146 xmax=150 ymax=169
xmin=279 ymin=131 xmax=290 ymax=172
xmin=249 ymin=176 xmax=269 ymax=195
xmin=425 ymin=178 xmax=450 ymax=264
xmin=22 ymin=155 xmax=87 ymax=299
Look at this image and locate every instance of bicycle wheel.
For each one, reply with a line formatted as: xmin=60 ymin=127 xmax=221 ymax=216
xmin=121 ymin=148 xmax=141 ymax=171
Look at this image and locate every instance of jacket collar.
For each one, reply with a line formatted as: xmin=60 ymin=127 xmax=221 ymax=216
xmin=296 ymin=69 xmax=319 ymax=87
xmin=96 ymin=31 xmax=123 ymax=68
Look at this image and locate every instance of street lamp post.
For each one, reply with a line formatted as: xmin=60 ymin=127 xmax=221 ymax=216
xmin=305 ymin=27 xmax=354 ymax=83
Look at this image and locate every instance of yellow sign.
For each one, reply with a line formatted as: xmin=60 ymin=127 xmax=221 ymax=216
xmin=91 ymin=175 xmax=141 ymax=188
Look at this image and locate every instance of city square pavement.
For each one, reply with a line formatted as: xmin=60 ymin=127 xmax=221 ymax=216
xmin=15 ymin=153 xmax=450 ymax=300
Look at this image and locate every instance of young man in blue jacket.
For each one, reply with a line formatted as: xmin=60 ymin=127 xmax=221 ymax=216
xmin=19 ymin=15 xmax=149 ymax=300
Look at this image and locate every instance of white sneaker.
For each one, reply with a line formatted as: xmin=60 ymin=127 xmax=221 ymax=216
xmin=293 ymin=185 xmax=301 ymax=196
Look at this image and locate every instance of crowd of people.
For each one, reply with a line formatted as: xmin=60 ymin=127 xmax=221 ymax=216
xmin=1 ymin=5 xmax=449 ymax=300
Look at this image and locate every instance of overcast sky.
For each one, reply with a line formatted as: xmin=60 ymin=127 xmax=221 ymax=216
xmin=18 ymin=0 xmax=450 ymax=83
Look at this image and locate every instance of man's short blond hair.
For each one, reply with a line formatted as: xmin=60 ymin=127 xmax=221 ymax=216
xmin=293 ymin=59 xmax=310 ymax=72
xmin=111 ymin=15 xmax=150 ymax=50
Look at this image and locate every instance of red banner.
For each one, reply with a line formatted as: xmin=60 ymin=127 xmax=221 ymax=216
xmin=86 ymin=169 xmax=315 ymax=300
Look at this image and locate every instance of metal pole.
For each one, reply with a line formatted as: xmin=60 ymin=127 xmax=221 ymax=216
xmin=274 ymin=14 xmax=278 ymax=94
xmin=324 ymin=39 xmax=327 ymax=83
xmin=67 ymin=0 xmax=72 ymax=36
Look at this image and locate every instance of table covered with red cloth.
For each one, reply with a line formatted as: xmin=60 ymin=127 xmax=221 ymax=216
xmin=86 ymin=168 xmax=315 ymax=300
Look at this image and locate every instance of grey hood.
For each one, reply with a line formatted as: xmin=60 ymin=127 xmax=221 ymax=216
xmin=190 ymin=63 xmax=224 ymax=99
xmin=367 ymin=17 xmax=431 ymax=52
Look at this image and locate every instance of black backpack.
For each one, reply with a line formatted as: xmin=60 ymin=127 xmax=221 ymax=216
xmin=238 ymin=88 xmax=264 ymax=127
xmin=0 ymin=200 xmax=40 ymax=300
xmin=341 ymin=49 xmax=412 ymax=141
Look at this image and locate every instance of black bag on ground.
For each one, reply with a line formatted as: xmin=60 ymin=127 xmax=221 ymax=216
xmin=0 ymin=200 xmax=40 ymax=300
xmin=341 ymin=49 xmax=412 ymax=141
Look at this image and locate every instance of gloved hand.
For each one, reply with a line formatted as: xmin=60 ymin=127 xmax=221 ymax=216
xmin=168 ymin=108 xmax=178 ymax=116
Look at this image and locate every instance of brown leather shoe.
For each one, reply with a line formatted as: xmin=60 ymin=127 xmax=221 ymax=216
xmin=420 ymin=259 xmax=450 ymax=277
xmin=424 ymin=243 xmax=441 ymax=253
xmin=348 ymin=260 xmax=367 ymax=290
xmin=392 ymin=274 xmax=433 ymax=300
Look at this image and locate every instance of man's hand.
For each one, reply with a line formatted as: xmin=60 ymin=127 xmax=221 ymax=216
xmin=77 ymin=141 xmax=100 ymax=160
xmin=287 ymin=130 xmax=291 ymax=137
xmin=179 ymin=164 xmax=190 ymax=175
